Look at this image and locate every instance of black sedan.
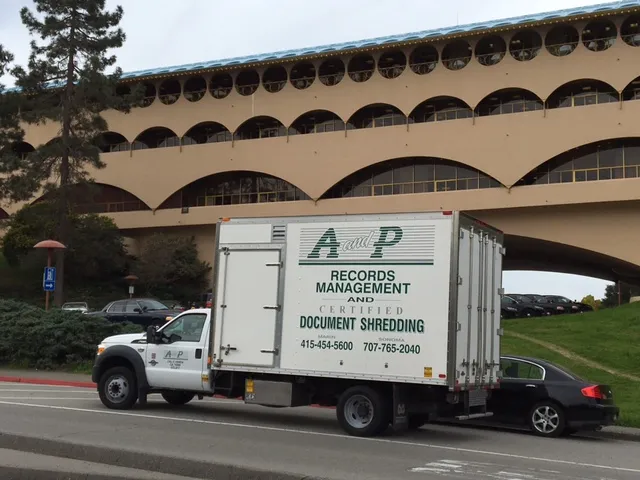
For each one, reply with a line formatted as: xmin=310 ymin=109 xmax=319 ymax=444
xmin=86 ymin=298 xmax=182 ymax=328
xmin=501 ymin=294 xmax=547 ymax=318
xmin=487 ymin=355 xmax=619 ymax=437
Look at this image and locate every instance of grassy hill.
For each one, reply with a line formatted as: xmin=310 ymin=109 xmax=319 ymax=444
xmin=502 ymin=302 xmax=640 ymax=428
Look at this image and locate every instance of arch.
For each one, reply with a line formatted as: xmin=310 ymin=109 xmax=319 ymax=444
xmin=11 ymin=141 xmax=35 ymax=159
xmin=346 ymin=103 xmax=406 ymax=130
xmin=33 ymin=183 xmax=151 ymax=214
xmin=546 ymin=79 xmax=619 ymax=109
xmin=515 ymin=137 xmax=640 ymax=186
xmin=157 ymin=171 xmax=310 ymax=210
xmin=409 ymin=96 xmax=472 ymax=123
xmin=320 ymin=156 xmax=502 ymax=199
xmin=132 ymin=127 xmax=180 ymax=150
xmin=183 ymin=122 xmax=232 ymax=145
xmin=475 ymin=88 xmax=543 ymax=117
xmin=233 ymin=116 xmax=287 ymax=141
xmin=95 ymin=131 xmax=130 ymax=153
xmin=289 ymin=110 xmax=345 ymax=135
xmin=503 ymin=234 xmax=640 ymax=282
xmin=622 ymin=76 xmax=640 ymax=101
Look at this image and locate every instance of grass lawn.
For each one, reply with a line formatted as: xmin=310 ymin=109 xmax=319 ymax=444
xmin=502 ymin=328 xmax=639 ymax=428
xmin=503 ymin=303 xmax=640 ymax=378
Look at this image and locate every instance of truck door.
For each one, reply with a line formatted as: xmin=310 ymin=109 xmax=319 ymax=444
xmin=215 ymin=248 xmax=281 ymax=367
xmin=145 ymin=312 xmax=208 ymax=391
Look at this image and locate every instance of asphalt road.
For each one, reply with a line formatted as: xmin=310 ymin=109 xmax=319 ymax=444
xmin=0 ymin=382 xmax=638 ymax=479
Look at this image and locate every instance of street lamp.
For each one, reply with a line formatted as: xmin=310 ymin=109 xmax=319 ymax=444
xmin=124 ymin=274 xmax=138 ymax=299
xmin=33 ymin=239 xmax=66 ymax=311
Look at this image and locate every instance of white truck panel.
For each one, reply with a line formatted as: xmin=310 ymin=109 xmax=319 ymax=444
xmin=211 ymin=212 xmax=503 ymax=390
xmin=214 ymin=248 xmax=282 ymax=367
xmin=279 ymin=217 xmax=453 ymax=383
xmin=454 ymin=222 xmax=503 ymax=389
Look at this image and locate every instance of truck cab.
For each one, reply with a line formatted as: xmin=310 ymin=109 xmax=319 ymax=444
xmin=93 ymin=309 xmax=213 ymax=409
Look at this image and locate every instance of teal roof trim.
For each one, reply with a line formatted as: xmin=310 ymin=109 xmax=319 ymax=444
xmin=120 ymin=1 xmax=640 ymax=80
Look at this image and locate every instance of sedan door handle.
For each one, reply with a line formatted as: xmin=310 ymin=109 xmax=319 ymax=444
xmin=525 ymin=384 xmax=537 ymax=388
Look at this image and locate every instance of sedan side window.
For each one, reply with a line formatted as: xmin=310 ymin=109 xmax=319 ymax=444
xmin=501 ymin=359 xmax=544 ymax=380
xmin=161 ymin=314 xmax=207 ymax=343
xmin=107 ymin=301 xmax=125 ymax=313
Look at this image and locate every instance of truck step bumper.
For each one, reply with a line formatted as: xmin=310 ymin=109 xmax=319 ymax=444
xmin=455 ymin=412 xmax=494 ymax=421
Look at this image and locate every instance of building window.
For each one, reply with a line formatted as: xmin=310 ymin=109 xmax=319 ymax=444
xmin=409 ymin=45 xmax=438 ymax=74
xmin=545 ymin=25 xmax=579 ymax=57
xmin=409 ymin=97 xmax=472 ymax=123
xmin=442 ymin=40 xmax=472 ymax=70
xmin=509 ymin=30 xmax=542 ymax=61
xmin=546 ymin=80 xmax=619 ymax=109
xmin=176 ymin=172 xmax=309 ymax=207
xmin=475 ymin=35 xmax=507 ymax=66
xmin=323 ymin=157 xmax=501 ymax=198
xmin=517 ymin=139 xmax=640 ymax=185
xmin=582 ymin=20 xmax=617 ymax=52
xmin=475 ymin=89 xmax=543 ymax=117
xmin=347 ymin=104 xmax=407 ymax=129
xmin=318 ymin=58 xmax=345 ymax=86
xmin=289 ymin=110 xmax=345 ymax=135
xmin=234 ymin=116 xmax=287 ymax=141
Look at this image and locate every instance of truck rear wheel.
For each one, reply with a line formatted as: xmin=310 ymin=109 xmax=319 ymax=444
xmin=337 ymin=386 xmax=389 ymax=437
xmin=162 ymin=391 xmax=195 ymax=405
xmin=98 ymin=366 xmax=138 ymax=410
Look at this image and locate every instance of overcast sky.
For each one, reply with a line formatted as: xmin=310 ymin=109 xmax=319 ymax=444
xmin=0 ymin=0 xmax=614 ymax=300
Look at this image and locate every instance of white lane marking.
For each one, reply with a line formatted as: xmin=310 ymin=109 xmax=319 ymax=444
xmin=0 ymin=400 xmax=637 ymax=475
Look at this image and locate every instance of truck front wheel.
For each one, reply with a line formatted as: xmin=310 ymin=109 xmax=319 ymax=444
xmin=337 ymin=386 xmax=389 ymax=437
xmin=98 ymin=366 xmax=138 ymax=410
xmin=162 ymin=391 xmax=195 ymax=405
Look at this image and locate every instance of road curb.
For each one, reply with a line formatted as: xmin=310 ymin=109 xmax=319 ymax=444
xmin=0 ymin=376 xmax=95 ymax=389
xmin=0 ymin=432 xmax=326 ymax=480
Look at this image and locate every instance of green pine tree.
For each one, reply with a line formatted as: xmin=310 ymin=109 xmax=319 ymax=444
xmin=4 ymin=0 xmax=140 ymax=305
xmin=0 ymin=45 xmax=25 ymax=183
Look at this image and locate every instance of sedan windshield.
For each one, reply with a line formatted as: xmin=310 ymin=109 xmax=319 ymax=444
xmin=138 ymin=299 xmax=169 ymax=311
xmin=511 ymin=295 xmax=532 ymax=303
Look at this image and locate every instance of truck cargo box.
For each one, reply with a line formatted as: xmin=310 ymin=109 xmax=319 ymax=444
xmin=211 ymin=212 xmax=504 ymax=391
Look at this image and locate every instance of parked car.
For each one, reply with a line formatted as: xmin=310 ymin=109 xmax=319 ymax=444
xmin=501 ymin=294 xmax=546 ymax=318
xmin=61 ymin=302 xmax=89 ymax=314
xmin=542 ymin=295 xmax=593 ymax=313
xmin=487 ymin=355 xmax=619 ymax=437
xmin=86 ymin=298 xmax=183 ymax=328
xmin=522 ymin=294 xmax=568 ymax=315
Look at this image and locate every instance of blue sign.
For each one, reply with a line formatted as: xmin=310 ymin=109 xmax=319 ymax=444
xmin=43 ymin=267 xmax=56 ymax=292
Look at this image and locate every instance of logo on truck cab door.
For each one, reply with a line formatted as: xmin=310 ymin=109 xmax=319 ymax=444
xmin=299 ymin=225 xmax=434 ymax=266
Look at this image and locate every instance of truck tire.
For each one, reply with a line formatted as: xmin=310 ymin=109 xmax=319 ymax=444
xmin=162 ymin=391 xmax=195 ymax=405
xmin=98 ymin=366 xmax=138 ymax=410
xmin=337 ymin=386 xmax=389 ymax=437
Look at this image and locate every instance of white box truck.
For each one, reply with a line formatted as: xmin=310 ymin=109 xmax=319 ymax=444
xmin=93 ymin=211 xmax=504 ymax=437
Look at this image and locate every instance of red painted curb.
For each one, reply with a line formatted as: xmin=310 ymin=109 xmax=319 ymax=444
xmin=0 ymin=377 xmax=336 ymax=408
xmin=0 ymin=376 xmax=95 ymax=389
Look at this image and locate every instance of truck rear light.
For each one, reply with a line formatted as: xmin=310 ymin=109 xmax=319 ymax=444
xmin=438 ymin=374 xmax=446 ymax=379
xmin=581 ymin=385 xmax=604 ymax=399
xmin=442 ymin=211 xmax=452 ymax=215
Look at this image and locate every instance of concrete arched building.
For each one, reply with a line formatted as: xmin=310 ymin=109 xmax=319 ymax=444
xmin=5 ymin=0 xmax=640 ymax=284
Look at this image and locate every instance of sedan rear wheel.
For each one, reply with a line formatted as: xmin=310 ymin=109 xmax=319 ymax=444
xmin=528 ymin=401 xmax=566 ymax=437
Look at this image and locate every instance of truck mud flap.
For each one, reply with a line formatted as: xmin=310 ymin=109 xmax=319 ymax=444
xmin=391 ymin=384 xmax=409 ymax=432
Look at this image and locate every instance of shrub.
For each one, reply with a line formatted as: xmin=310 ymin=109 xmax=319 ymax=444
xmin=0 ymin=299 xmax=142 ymax=369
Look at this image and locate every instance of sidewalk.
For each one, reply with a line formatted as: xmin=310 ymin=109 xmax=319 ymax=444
xmin=0 ymin=368 xmax=638 ymax=442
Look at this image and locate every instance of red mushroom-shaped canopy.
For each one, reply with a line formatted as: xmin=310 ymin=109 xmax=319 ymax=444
xmin=124 ymin=274 xmax=139 ymax=283
xmin=33 ymin=240 xmax=66 ymax=250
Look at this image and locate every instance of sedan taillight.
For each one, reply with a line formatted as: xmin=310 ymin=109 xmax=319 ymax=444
xmin=581 ymin=385 xmax=604 ymax=399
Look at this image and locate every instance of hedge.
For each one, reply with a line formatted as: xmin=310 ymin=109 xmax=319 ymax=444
xmin=0 ymin=299 xmax=142 ymax=370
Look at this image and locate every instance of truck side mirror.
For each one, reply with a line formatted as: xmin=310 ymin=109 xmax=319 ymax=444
xmin=146 ymin=325 xmax=159 ymax=344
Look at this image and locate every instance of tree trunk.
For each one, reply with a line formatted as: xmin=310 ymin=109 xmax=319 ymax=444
xmin=54 ymin=21 xmax=76 ymax=307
